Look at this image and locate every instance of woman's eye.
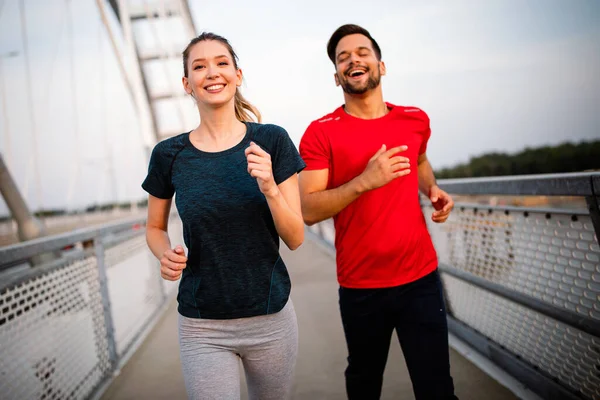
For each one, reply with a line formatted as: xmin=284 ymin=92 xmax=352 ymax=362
xmin=194 ymin=65 xmax=204 ymax=70
xmin=218 ymin=62 xmax=228 ymax=66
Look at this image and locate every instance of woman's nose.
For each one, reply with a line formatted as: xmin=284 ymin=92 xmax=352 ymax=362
xmin=206 ymin=66 xmax=219 ymax=80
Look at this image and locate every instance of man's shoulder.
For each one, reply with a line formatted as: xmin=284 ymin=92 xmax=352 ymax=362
xmin=390 ymin=103 xmax=430 ymax=123
xmin=305 ymin=107 xmax=344 ymax=134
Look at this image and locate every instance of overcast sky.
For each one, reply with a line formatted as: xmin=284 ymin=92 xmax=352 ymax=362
xmin=0 ymin=0 xmax=599 ymax=215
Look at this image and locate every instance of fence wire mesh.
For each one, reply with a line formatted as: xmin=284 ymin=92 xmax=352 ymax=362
xmin=0 ymin=215 xmax=183 ymax=400
xmin=424 ymin=203 xmax=600 ymax=399
xmin=0 ymin=256 xmax=111 ymax=400
xmin=443 ymin=274 xmax=600 ymax=399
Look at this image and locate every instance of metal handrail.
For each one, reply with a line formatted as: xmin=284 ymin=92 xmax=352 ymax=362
xmin=0 ymin=215 xmax=147 ymax=268
xmin=438 ymin=171 xmax=600 ymax=196
xmin=439 ymin=263 xmax=600 ymax=338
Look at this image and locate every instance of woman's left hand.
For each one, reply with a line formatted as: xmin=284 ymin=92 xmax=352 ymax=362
xmin=246 ymin=141 xmax=279 ymax=197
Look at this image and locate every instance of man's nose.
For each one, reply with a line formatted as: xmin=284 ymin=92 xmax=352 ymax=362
xmin=349 ymin=52 xmax=362 ymax=63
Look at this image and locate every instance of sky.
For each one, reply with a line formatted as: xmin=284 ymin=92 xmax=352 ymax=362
xmin=0 ymin=0 xmax=599 ymax=215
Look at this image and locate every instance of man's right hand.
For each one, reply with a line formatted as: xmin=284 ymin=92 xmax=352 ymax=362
xmin=160 ymin=245 xmax=187 ymax=281
xmin=358 ymin=145 xmax=411 ymax=192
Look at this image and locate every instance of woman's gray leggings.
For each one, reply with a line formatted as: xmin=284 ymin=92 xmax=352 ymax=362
xmin=178 ymin=300 xmax=298 ymax=400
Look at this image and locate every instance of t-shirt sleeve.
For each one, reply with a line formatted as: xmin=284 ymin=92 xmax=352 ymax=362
xmin=299 ymin=122 xmax=330 ymax=170
xmin=141 ymin=143 xmax=175 ymax=199
xmin=271 ymin=127 xmax=306 ymax=185
xmin=419 ymin=111 xmax=432 ymax=155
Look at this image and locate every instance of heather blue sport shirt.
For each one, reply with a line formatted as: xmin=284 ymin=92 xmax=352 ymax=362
xmin=142 ymin=122 xmax=305 ymax=319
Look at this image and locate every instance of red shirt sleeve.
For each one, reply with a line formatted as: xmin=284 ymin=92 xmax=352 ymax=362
xmin=299 ymin=121 xmax=331 ymax=170
xmin=419 ymin=111 xmax=431 ymax=155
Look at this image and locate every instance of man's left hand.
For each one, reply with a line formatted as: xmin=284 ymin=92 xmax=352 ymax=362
xmin=429 ymin=185 xmax=453 ymax=223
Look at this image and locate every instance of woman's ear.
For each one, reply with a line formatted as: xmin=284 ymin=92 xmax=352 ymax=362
xmin=182 ymin=76 xmax=192 ymax=94
xmin=236 ymin=68 xmax=243 ymax=87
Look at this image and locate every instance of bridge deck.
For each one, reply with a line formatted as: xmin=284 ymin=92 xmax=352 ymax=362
xmin=101 ymin=237 xmax=516 ymax=399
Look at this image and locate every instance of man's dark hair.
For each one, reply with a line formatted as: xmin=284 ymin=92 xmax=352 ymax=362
xmin=327 ymin=24 xmax=382 ymax=64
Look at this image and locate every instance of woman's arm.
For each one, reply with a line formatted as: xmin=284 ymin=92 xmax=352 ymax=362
xmin=146 ymin=195 xmax=187 ymax=280
xmin=264 ymin=174 xmax=304 ymax=250
xmin=246 ymin=142 xmax=304 ymax=250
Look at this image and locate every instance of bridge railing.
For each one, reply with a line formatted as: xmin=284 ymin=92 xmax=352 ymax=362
xmin=0 ymin=213 xmax=182 ymax=400
xmin=309 ymin=172 xmax=600 ymax=400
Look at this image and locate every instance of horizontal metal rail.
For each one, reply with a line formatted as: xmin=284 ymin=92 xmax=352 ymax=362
xmin=438 ymin=172 xmax=600 ymax=196
xmin=0 ymin=248 xmax=95 ymax=293
xmin=447 ymin=317 xmax=581 ymax=400
xmin=0 ymin=216 xmax=147 ymax=268
xmin=439 ymin=263 xmax=600 ymax=338
xmin=450 ymin=202 xmax=589 ymax=216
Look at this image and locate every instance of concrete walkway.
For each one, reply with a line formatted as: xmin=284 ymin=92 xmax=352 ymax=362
xmin=101 ymin=237 xmax=516 ymax=400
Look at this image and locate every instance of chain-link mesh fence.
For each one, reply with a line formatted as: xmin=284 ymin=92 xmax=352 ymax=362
xmin=423 ymin=204 xmax=600 ymax=399
xmin=0 ymin=214 xmax=183 ymax=400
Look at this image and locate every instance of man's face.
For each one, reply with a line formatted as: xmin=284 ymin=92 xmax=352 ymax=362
xmin=334 ymin=34 xmax=385 ymax=95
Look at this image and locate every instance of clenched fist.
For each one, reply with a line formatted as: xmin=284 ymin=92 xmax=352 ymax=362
xmin=245 ymin=141 xmax=279 ymax=197
xmin=160 ymin=245 xmax=187 ymax=281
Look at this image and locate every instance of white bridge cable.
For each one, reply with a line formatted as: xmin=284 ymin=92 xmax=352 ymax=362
xmin=98 ymin=17 xmax=119 ymax=206
xmin=0 ymin=0 xmax=12 ymax=169
xmin=19 ymin=0 xmax=43 ymax=214
xmin=65 ymin=0 xmax=81 ymax=211
xmin=40 ymin=2 xmax=68 ymax=137
xmin=1 ymin=55 xmax=12 ymax=170
xmin=143 ymin=0 xmax=187 ymax=132
xmin=96 ymin=0 xmax=151 ymax=183
xmin=95 ymin=0 xmax=141 ymax=118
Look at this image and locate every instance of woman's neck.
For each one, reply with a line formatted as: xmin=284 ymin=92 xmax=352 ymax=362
xmin=191 ymin=104 xmax=246 ymax=152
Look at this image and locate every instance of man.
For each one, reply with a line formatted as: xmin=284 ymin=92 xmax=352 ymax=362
xmin=298 ymin=24 xmax=458 ymax=399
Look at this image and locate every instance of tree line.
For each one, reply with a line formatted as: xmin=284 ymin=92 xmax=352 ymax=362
xmin=434 ymin=139 xmax=600 ymax=179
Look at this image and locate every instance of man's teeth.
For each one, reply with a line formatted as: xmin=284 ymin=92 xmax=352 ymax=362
xmin=349 ymin=70 xmax=365 ymax=77
xmin=206 ymin=84 xmax=224 ymax=91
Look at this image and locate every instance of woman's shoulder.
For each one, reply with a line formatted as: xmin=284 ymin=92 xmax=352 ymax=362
xmin=247 ymin=122 xmax=291 ymax=148
xmin=248 ymin=122 xmax=289 ymax=136
xmin=151 ymin=132 xmax=189 ymax=160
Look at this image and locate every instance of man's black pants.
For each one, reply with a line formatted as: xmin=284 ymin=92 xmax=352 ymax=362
xmin=339 ymin=269 xmax=458 ymax=399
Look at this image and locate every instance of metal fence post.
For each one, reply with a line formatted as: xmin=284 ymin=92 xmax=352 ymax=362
xmin=95 ymin=236 xmax=118 ymax=369
xmin=585 ymin=195 xmax=600 ymax=243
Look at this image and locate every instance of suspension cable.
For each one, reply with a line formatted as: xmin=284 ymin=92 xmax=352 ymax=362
xmin=19 ymin=0 xmax=44 ymax=214
xmin=65 ymin=0 xmax=81 ymax=212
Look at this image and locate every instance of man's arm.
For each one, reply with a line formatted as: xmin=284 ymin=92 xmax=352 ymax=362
xmin=417 ymin=153 xmax=437 ymax=196
xmin=299 ymin=169 xmax=365 ymax=226
xmin=299 ymin=144 xmax=410 ymax=225
xmin=417 ymin=153 xmax=454 ymax=223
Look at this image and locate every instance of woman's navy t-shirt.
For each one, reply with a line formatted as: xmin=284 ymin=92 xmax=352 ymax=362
xmin=142 ymin=122 xmax=306 ymax=319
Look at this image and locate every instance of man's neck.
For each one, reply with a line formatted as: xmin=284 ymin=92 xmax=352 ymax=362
xmin=343 ymin=88 xmax=388 ymax=120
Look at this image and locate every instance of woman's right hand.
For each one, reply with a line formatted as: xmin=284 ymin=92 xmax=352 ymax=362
xmin=160 ymin=245 xmax=187 ymax=281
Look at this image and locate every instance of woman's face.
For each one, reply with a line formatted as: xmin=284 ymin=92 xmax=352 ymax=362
xmin=183 ymin=40 xmax=242 ymax=108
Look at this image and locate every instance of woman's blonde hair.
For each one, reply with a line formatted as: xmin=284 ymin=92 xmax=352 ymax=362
xmin=182 ymin=32 xmax=261 ymax=123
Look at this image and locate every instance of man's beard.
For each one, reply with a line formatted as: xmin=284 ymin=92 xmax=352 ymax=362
xmin=339 ymin=66 xmax=381 ymax=95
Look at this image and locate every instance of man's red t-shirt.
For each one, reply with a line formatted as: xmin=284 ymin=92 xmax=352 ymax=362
xmin=299 ymin=103 xmax=438 ymax=288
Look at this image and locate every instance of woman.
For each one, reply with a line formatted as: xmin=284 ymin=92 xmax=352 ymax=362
xmin=142 ymin=32 xmax=305 ymax=400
